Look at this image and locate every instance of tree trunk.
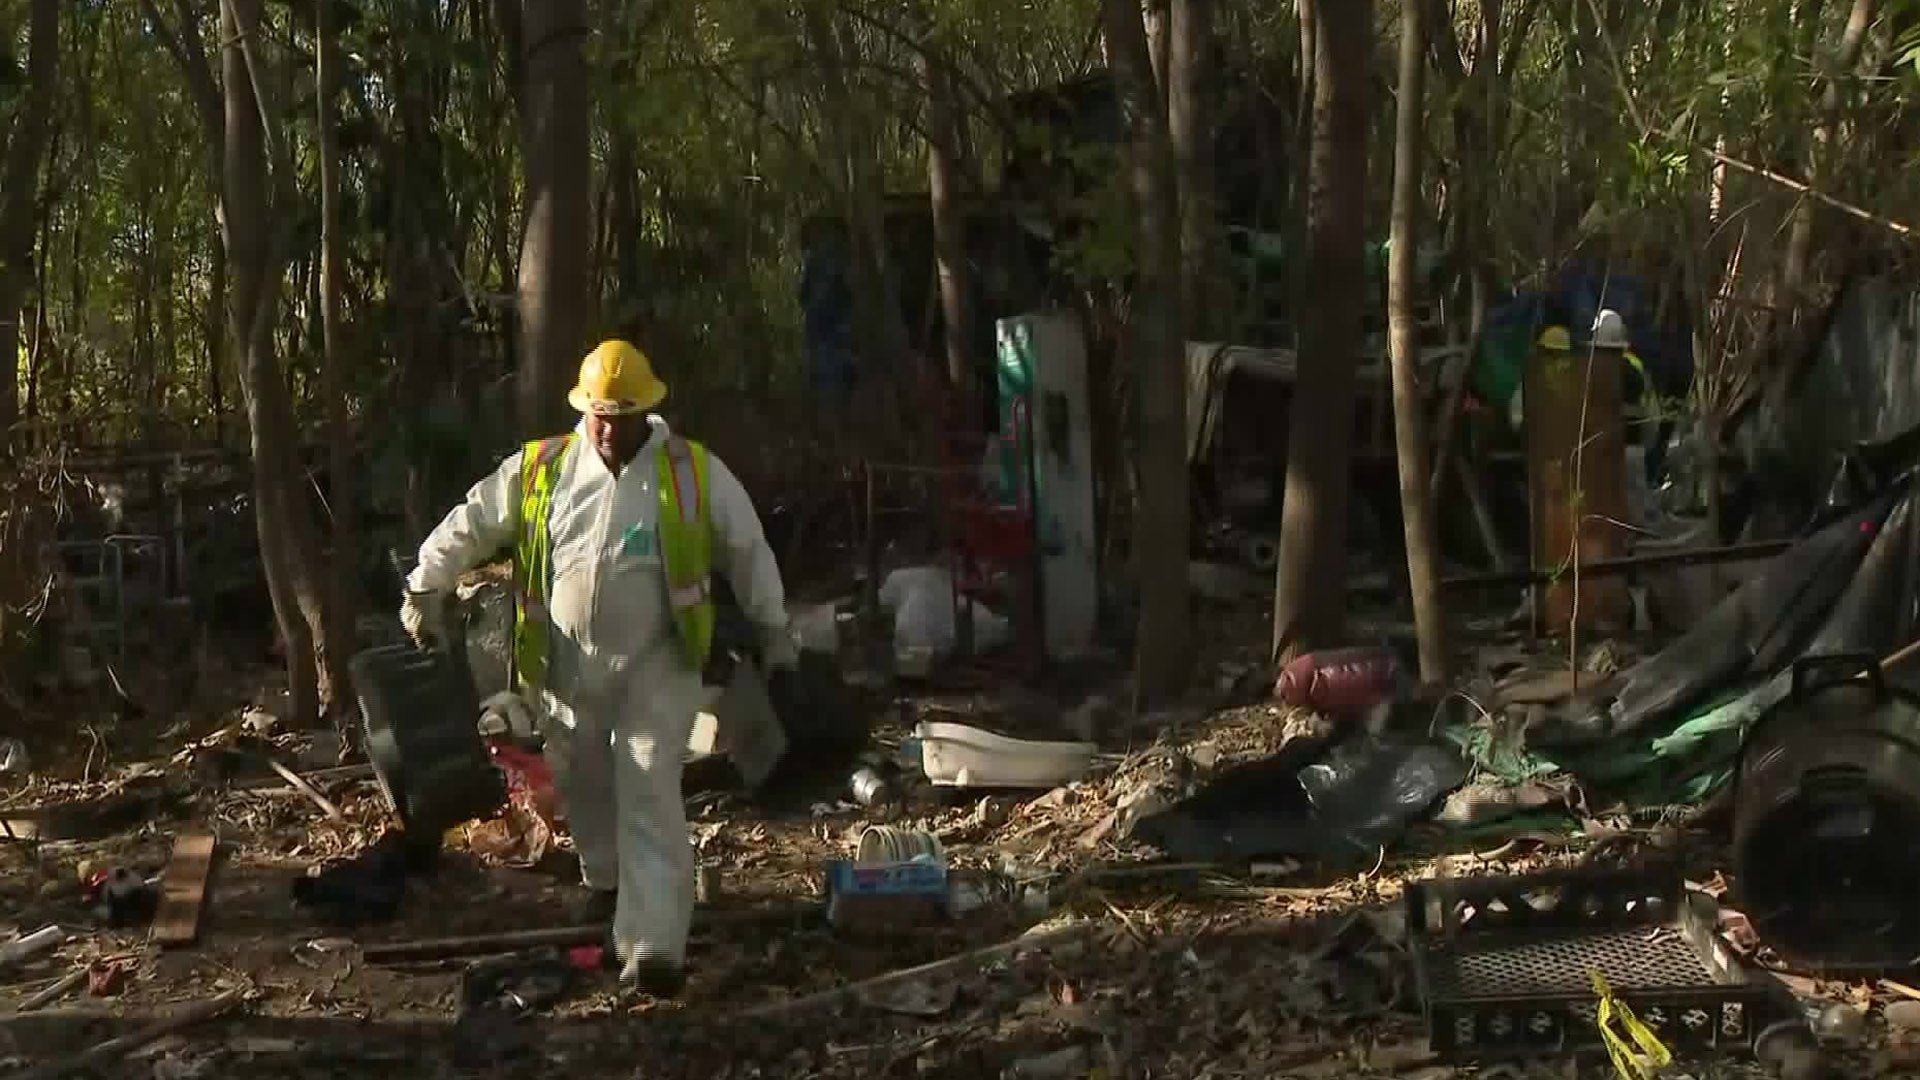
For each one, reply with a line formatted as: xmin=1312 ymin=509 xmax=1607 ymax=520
xmin=0 ymin=0 xmax=60 ymax=453
xmin=1168 ymin=0 xmax=1216 ymax=332
xmin=1387 ymin=0 xmax=1447 ymax=687
xmin=1777 ymin=0 xmax=1878 ymax=337
xmin=1270 ymin=0 xmax=1370 ymax=661
xmin=1143 ymin=0 xmax=1171 ymax=102
xmin=318 ymin=0 xmax=358 ymax=733
xmin=223 ymin=0 xmax=331 ymax=725
xmin=1102 ymin=0 xmax=1191 ymax=705
xmin=514 ymin=0 xmax=593 ymax=438
xmin=924 ymin=50 xmax=974 ymax=409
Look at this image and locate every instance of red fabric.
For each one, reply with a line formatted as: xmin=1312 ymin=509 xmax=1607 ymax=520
xmin=488 ymin=740 xmax=559 ymax=825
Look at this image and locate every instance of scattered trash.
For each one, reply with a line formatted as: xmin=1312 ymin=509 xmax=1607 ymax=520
xmin=0 ymin=924 xmax=67 ymax=969
xmin=1733 ymin=653 xmax=1920 ymax=970
xmin=879 ymin=565 xmax=1012 ymax=669
xmin=1407 ymin=866 xmax=1800 ymax=1064
xmin=1885 ymin=1000 xmax=1920 ymax=1033
xmin=1815 ymin=1002 xmax=1867 ymax=1044
xmin=916 ymin=721 xmax=1096 ymax=789
xmin=87 ymin=957 xmax=132 ymax=996
xmin=1590 ymin=967 xmax=1672 ymax=1080
xmin=854 ymin=825 xmax=943 ymax=864
xmin=824 ymin=858 xmax=950 ymax=934
xmin=81 ymin=865 xmax=158 ymax=927
xmin=1272 ymin=646 xmax=1404 ymax=713
xmin=849 ymin=766 xmax=891 ymax=807
xmin=0 ymin=737 xmax=28 ymax=776
xmin=290 ymin=827 xmax=438 ymax=926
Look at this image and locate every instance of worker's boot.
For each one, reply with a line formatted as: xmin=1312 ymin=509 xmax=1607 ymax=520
xmin=618 ymin=952 xmax=686 ymax=1000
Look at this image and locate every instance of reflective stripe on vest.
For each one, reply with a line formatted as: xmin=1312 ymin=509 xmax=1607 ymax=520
xmin=656 ymin=435 xmax=717 ymax=669
xmin=510 ymin=432 xmax=717 ymax=690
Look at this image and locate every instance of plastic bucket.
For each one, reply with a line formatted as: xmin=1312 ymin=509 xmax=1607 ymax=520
xmin=854 ymin=825 xmax=944 ymax=866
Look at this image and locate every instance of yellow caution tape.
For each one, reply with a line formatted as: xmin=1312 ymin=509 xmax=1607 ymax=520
xmin=1590 ymin=967 xmax=1673 ymax=1080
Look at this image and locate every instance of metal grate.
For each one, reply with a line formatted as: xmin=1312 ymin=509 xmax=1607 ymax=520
xmin=1425 ymin=927 xmax=1720 ymax=999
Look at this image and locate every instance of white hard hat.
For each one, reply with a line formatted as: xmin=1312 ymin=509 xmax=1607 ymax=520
xmin=1591 ymin=309 xmax=1630 ymax=350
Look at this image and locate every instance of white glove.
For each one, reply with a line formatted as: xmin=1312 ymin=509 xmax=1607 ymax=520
xmin=760 ymin=625 xmax=800 ymax=671
xmin=477 ymin=691 xmax=541 ymax=746
xmin=399 ymin=589 xmax=449 ymax=649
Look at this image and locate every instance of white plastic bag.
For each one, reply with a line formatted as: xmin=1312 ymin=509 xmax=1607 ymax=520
xmin=880 ymin=566 xmax=1011 ymax=661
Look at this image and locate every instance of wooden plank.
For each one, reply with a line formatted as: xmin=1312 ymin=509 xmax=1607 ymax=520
xmin=149 ymin=831 xmax=217 ymax=948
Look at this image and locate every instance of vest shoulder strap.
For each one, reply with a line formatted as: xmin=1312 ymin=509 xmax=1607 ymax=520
xmin=660 ymin=435 xmax=710 ymax=522
xmin=520 ymin=435 xmax=574 ymax=489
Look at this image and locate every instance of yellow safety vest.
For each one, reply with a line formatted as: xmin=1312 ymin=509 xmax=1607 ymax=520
xmin=511 ymin=433 xmax=717 ymax=690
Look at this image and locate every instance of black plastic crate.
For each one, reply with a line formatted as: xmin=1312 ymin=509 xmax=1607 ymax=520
xmin=1407 ymin=865 xmax=1789 ymax=1061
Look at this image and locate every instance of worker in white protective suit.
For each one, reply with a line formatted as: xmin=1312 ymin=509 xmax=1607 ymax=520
xmin=400 ymin=339 xmax=797 ymax=998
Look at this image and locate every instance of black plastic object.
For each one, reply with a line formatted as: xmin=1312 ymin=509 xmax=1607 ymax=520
xmin=1130 ymin=735 xmax=1464 ymax=863
xmin=1733 ymin=651 xmax=1920 ymax=970
xmin=1531 ymin=493 xmax=1895 ymax=749
xmin=350 ymin=605 xmax=504 ymax=838
xmin=1407 ymin=865 xmax=1792 ymax=1062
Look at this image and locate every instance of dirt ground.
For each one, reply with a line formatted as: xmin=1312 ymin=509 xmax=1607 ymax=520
xmin=0 ymin=645 xmax=1906 ymax=1079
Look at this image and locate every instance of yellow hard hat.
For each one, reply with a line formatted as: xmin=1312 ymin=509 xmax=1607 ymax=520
xmin=1537 ymin=325 xmax=1572 ymax=351
xmin=568 ymin=340 xmax=667 ymax=416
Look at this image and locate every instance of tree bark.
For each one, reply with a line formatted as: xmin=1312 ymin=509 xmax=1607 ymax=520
xmin=1270 ymin=0 xmax=1370 ymax=662
xmin=317 ymin=0 xmax=358 ymax=731
xmin=0 ymin=0 xmax=61 ymax=453
xmin=1387 ymin=0 xmax=1447 ymax=687
xmin=1167 ymin=0 xmax=1216 ymax=332
xmin=1102 ymin=0 xmax=1191 ymax=705
xmin=1777 ymin=0 xmax=1879 ymax=333
xmin=222 ymin=0 xmax=333 ymax=726
xmin=1143 ymin=0 xmax=1171 ymax=102
xmin=924 ymin=50 xmax=974 ymax=408
xmin=514 ymin=0 xmax=593 ymax=438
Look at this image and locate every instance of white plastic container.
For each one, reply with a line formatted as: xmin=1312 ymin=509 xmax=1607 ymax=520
xmin=915 ymin=721 xmax=1097 ymax=789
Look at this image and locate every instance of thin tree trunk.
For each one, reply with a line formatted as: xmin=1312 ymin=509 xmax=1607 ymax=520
xmin=1144 ymin=0 xmax=1171 ymax=101
xmin=1102 ymin=0 xmax=1191 ymax=705
xmin=925 ymin=50 xmax=974 ymax=407
xmin=207 ymin=234 xmax=227 ymax=440
xmin=1168 ymin=0 xmax=1215 ymax=331
xmin=1270 ymin=0 xmax=1370 ymax=661
xmin=1387 ymin=0 xmax=1447 ymax=687
xmin=1777 ymin=0 xmax=1878 ymax=333
xmin=0 ymin=0 xmax=60 ymax=453
xmin=223 ymin=0 xmax=332 ymax=725
xmin=514 ymin=0 xmax=593 ymax=438
xmin=318 ymin=0 xmax=358 ymax=731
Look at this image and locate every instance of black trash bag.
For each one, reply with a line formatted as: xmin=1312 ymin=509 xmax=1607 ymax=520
xmin=290 ymin=828 xmax=439 ymax=926
xmin=448 ymin=948 xmax=576 ymax=1068
xmin=1133 ymin=734 xmax=1466 ymax=863
xmin=1530 ymin=492 xmax=1898 ymax=749
xmin=1807 ymin=493 xmax=1920 ymax=657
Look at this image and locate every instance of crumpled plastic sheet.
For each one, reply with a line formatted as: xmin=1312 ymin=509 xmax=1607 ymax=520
xmin=1131 ymin=735 xmax=1467 ymax=863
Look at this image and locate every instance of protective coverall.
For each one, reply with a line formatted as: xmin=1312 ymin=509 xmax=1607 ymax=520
xmin=407 ymin=413 xmax=789 ymax=975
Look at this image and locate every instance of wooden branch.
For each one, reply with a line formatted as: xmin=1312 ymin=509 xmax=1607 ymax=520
xmin=1701 ymin=147 xmax=1916 ymax=241
xmin=361 ymin=902 xmax=815 ymax=964
xmin=734 ymin=921 xmax=1095 ymax=1021
xmin=11 ymin=990 xmax=242 ymax=1080
xmin=261 ymin=757 xmax=345 ymax=820
xmin=16 ymin=966 xmax=87 ymax=1012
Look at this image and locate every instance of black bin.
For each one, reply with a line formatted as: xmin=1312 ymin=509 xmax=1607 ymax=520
xmin=1733 ymin=652 xmax=1920 ymax=970
xmin=350 ymin=639 xmax=504 ymax=839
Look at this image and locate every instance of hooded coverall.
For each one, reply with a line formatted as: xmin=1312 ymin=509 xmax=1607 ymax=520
xmin=408 ymin=414 xmax=789 ymax=970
